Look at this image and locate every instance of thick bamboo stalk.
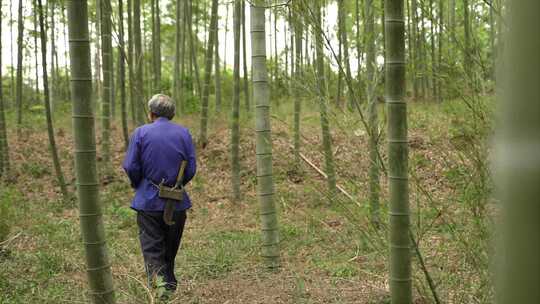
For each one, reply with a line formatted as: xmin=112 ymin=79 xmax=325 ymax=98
xmin=250 ymin=0 xmax=280 ymax=268
xmin=496 ymin=2 xmax=540 ymax=303
xmin=66 ymin=0 xmax=115 ymax=302
xmin=386 ymin=0 xmax=412 ymax=303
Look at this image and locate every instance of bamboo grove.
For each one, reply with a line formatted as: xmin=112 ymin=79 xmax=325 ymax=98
xmin=0 ymin=0 xmax=537 ymax=303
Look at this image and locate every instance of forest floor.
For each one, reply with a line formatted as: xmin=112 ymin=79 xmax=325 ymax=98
xmin=0 ymin=98 xmax=493 ymax=304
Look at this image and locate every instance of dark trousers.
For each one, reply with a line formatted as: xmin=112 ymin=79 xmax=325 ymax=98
xmin=137 ymin=210 xmax=187 ymax=291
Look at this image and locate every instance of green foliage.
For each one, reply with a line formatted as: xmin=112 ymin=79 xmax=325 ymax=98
xmin=182 ymin=230 xmax=257 ymax=278
xmin=21 ymin=161 xmax=50 ymax=178
xmin=108 ymin=199 xmax=135 ymax=230
xmin=182 ymin=91 xmax=201 ymax=114
xmin=0 ymin=187 xmax=19 ymax=243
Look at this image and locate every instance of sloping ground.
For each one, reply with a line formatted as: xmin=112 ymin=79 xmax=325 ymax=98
xmin=0 ymin=101 xmax=492 ymax=303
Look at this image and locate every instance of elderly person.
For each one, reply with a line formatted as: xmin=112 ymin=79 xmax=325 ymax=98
xmin=123 ymin=94 xmax=196 ymax=293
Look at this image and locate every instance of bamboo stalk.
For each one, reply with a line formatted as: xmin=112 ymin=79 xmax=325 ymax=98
xmin=250 ymin=0 xmax=280 ymax=268
xmin=386 ymin=0 xmax=412 ymax=303
xmin=66 ymin=1 xmax=115 ymax=302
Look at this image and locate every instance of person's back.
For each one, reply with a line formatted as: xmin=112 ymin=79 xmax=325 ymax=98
xmin=122 ymin=94 xmax=196 ymax=294
xmin=125 ymin=117 xmax=196 ymax=211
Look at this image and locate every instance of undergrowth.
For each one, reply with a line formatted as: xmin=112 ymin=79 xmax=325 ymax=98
xmin=0 ymin=97 xmax=493 ymax=303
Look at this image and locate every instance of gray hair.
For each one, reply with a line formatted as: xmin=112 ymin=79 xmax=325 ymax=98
xmin=148 ymin=94 xmax=175 ymax=120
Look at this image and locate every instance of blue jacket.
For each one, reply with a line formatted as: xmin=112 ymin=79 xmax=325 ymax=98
xmin=122 ymin=117 xmax=197 ymax=211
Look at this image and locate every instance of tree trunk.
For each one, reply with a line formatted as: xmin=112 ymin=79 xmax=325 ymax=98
xmin=134 ymin=0 xmax=145 ymax=125
xmin=127 ymin=0 xmax=136 ymax=125
xmin=151 ymin=0 xmax=161 ymax=92
xmin=293 ymin=2 xmax=302 ymax=167
xmin=315 ymin=0 xmax=337 ymax=197
xmin=215 ymin=10 xmax=222 ymax=112
xmin=449 ymin=0 xmax=456 ymax=42
xmin=273 ymin=7 xmax=278 ymax=85
xmin=288 ymin=6 xmax=294 ymax=81
xmin=437 ymin=0 xmax=444 ymax=102
xmin=15 ymin=0 xmax=24 ymax=132
xmin=463 ymin=0 xmax=472 ymax=84
xmin=336 ymin=0 xmax=344 ymax=107
xmin=94 ymin=0 xmax=102 ymax=110
xmin=355 ymin=0 xmax=363 ymax=108
xmin=489 ymin=0 xmax=495 ymax=78
xmin=410 ymin=0 xmax=420 ymax=98
xmin=198 ymin=0 xmax=218 ymax=148
xmin=110 ymin=44 xmax=115 ymax=118
xmin=188 ymin=0 xmax=202 ymax=98
xmin=174 ymin=0 xmax=183 ymax=110
xmin=9 ymin=0 xmax=14 ymax=106
xmin=496 ymin=2 xmax=540 ymax=303
xmin=268 ymin=10 xmax=273 ymax=82
xmin=202 ymin=0 xmax=208 ymax=51
xmin=341 ymin=0 xmax=353 ymax=108
xmin=0 ymin=0 xmax=9 ymax=178
xmin=33 ymin=0 xmax=40 ymax=105
xmin=429 ymin=0 xmax=437 ymax=101
xmin=100 ymin=0 xmax=113 ymax=169
xmin=419 ymin=3 xmax=427 ymax=97
xmin=156 ymin=0 xmax=161 ymax=92
xmin=366 ymin=0 xmax=380 ymax=224
xmin=242 ymin=0 xmax=250 ymax=111
xmin=62 ymin=5 xmax=71 ymax=101
xmin=386 ymin=0 xmax=412 ymax=303
xmin=118 ymin=0 xmax=129 ymax=149
xmin=180 ymin=0 xmax=187 ymax=113
xmin=143 ymin=9 xmax=151 ymax=99
xmin=37 ymin=0 xmax=68 ymax=199
xmin=231 ymin=0 xmax=241 ymax=201
xmin=66 ymin=1 xmax=116 ymax=302
xmin=223 ymin=3 xmax=229 ymax=74
xmin=50 ymin=1 xmax=57 ymax=109
xmin=283 ymin=19 xmax=288 ymax=84
xmin=250 ymin=0 xmax=280 ymax=268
